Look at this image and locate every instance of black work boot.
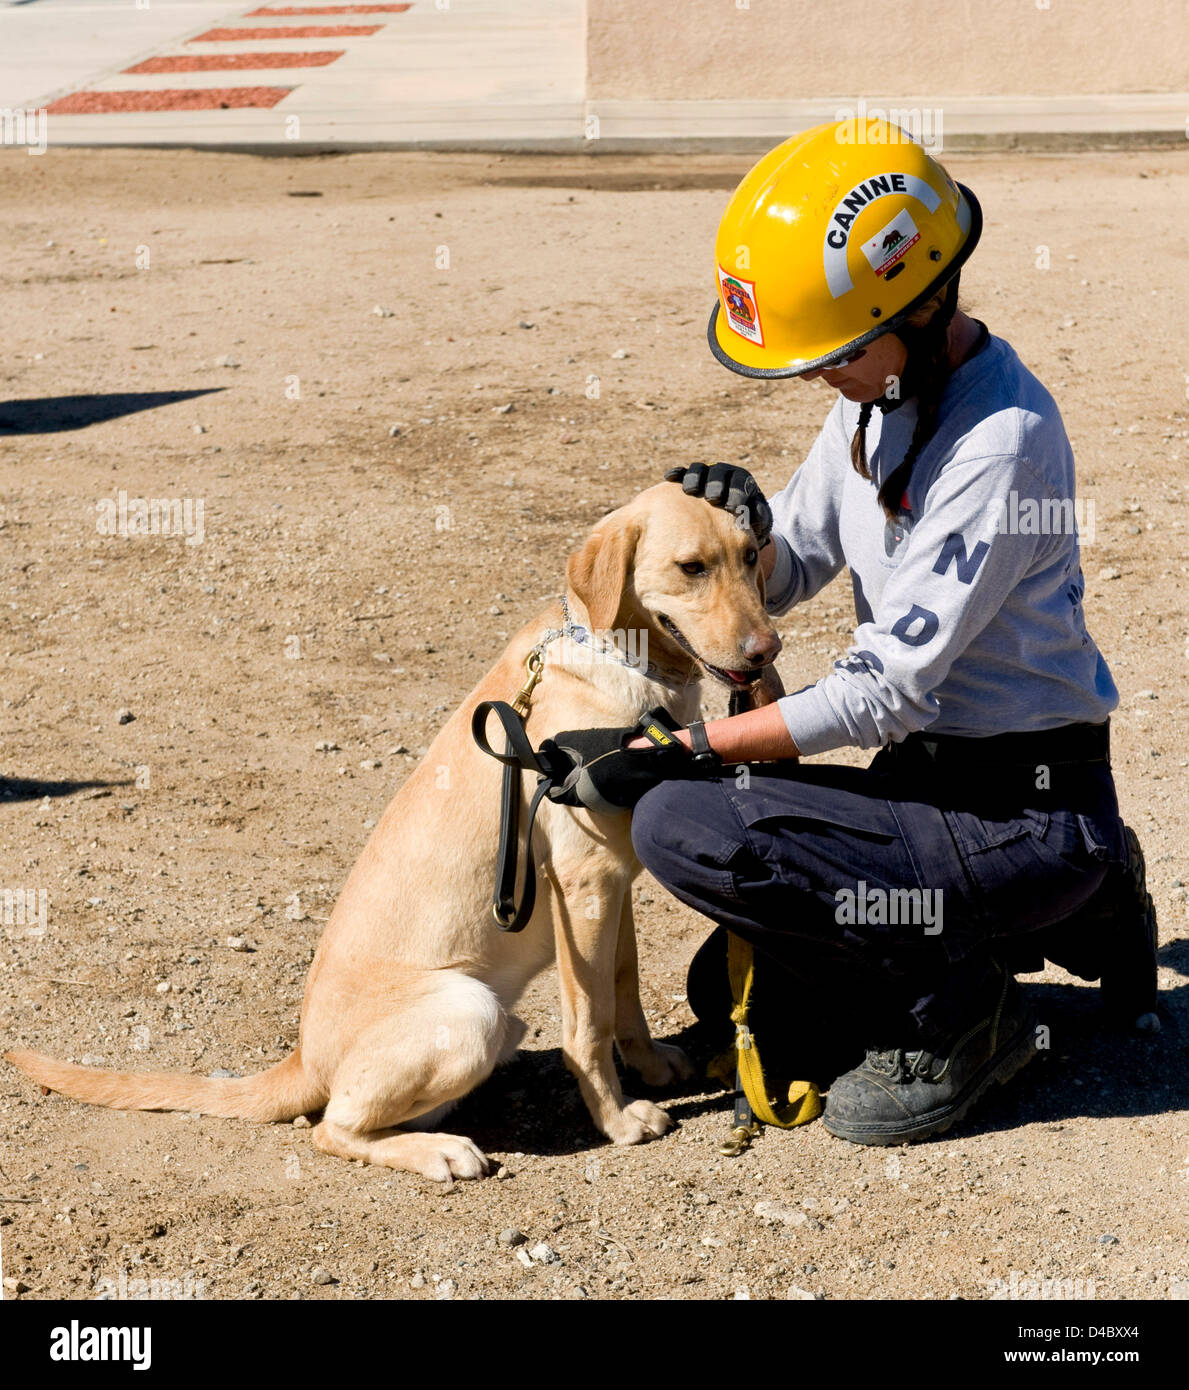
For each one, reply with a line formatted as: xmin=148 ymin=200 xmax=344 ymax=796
xmin=1005 ymin=825 xmax=1160 ymax=1033
xmin=822 ymin=969 xmax=1039 ymax=1146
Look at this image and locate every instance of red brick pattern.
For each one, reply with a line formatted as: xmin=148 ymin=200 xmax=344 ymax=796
xmin=246 ymin=4 xmax=410 ymax=12
xmin=47 ymin=87 xmax=293 ymax=114
xmin=191 ymin=25 xmax=382 ymax=40
xmin=125 ymin=51 xmax=344 ymax=73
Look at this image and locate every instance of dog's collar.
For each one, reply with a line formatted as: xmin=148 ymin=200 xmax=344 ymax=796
xmin=530 ymin=595 xmax=685 ymax=689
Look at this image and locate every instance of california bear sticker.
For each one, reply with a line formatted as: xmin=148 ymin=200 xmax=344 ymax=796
xmin=862 ymin=209 xmax=921 ymax=278
xmin=717 ymin=266 xmax=764 ymax=346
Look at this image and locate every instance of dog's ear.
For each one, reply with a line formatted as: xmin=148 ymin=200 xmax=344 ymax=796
xmin=565 ymin=520 xmax=640 ymax=633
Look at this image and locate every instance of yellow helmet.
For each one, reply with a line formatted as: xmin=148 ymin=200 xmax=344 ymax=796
xmin=709 ymin=120 xmax=981 ymax=377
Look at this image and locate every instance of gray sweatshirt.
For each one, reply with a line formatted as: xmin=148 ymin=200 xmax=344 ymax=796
xmin=765 ymin=332 xmax=1118 ymax=755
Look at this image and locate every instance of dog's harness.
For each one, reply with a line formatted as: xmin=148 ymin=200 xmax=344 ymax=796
xmin=471 ymin=597 xmax=680 ymax=933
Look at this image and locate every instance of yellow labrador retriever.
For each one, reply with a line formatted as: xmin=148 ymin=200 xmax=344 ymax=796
xmin=7 ymin=484 xmax=780 ymax=1181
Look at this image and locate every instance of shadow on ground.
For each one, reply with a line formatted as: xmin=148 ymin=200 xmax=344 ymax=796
xmin=451 ymin=945 xmax=1188 ymax=1159
xmin=0 ymin=777 xmax=134 ymax=803
xmin=0 ymin=390 xmax=222 ymax=434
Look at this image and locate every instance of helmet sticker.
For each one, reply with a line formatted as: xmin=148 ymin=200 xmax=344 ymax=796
xmin=862 ymin=210 xmax=921 ymax=278
xmin=717 ymin=266 xmax=765 ymax=347
xmin=822 ymin=172 xmax=941 ymax=299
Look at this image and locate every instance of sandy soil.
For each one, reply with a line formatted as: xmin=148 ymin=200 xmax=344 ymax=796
xmin=0 ymin=147 xmax=1187 ymax=1303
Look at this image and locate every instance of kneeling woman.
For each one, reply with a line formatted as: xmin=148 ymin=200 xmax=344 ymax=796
xmin=572 ymin=122 xmax=1157 ymax=1145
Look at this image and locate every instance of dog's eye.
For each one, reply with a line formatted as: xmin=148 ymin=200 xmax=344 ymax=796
xmin=679 ymin=561 xmax=706 ymax=577
xmin=745 ymin=548 xmax=758 ymax=567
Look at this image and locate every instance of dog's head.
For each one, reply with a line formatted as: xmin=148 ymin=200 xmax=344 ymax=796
xmin=565 ymin=482 xmax=781 ymax=690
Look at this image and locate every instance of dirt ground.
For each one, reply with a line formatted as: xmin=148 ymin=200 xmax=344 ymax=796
xmin=0 ymin=146 xmax=1187 ymax=1304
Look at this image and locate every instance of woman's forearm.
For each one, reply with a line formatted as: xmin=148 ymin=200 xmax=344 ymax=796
xmin=676 ymin=699 xmax=800 ymax=762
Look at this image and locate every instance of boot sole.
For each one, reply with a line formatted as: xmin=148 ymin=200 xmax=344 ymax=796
xmin=821 ymin=1016 xmax=1039 ymax=1147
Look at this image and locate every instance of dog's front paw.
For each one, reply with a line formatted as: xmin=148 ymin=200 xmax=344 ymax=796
xmin=628 ymin=1040 xmax=694 ymax=1088
xmin=601 ymin=1097 xmax=672 ymax=1145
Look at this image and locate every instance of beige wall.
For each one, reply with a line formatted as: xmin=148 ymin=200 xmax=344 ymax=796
xmin=586 ymin=0 xmax=1189 ymax=100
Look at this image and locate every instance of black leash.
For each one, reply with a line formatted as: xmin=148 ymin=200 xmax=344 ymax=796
xmin=471 ymin=698 xmax=560 ymax=933
xmin=472 ymin=676 xmax=761 ymax=939
xmin=722 ymin=682 xmax=760 ymax=1152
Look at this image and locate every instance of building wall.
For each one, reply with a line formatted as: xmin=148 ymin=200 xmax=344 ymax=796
xmin=586 ymin=0 xmax=1189 ymax=100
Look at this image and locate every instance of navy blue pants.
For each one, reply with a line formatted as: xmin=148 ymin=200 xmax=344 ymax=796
xmin=631 ymin=745 xmax=1127 ymax=1048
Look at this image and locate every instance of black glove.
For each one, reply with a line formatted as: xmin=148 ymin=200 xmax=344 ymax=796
xmin=539 ymin=707 xmax=690 ymax=813
xmin=664 ymin=461 xmax=773 ymax=548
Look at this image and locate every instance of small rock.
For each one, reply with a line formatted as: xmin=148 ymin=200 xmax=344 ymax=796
xmin=155 ymin=982 xmax=171 ymax=995
xmin=225 ymin=936 xmax=250 ymax=952
xmin=488 ymin=605 xmax=503 ymax=615
xmin=493 ymin=402 xmax=514 ymax=414
xmin=410 ymin=1270 xmax=426 ymax=1288
xmin=1098 ymin=566 xmax=1121 ymax=581
xmin=388 ymin=744 xmax=409 ymax=755
xmin=388 ymin=425 xmax=402 ymax=437
xmin=496 ymin=1165 xmax=512 ymax=1181
xmin=208 ymin=1068 xmax=239 ymax=1079
xmin=435 ymin=1279 xmax=456 ymax=1300
xmin=292 ymin=1114 xmax=312 ymax=1129
xmin=2 ymin=1277 xmax=29 ymax=1294
xmin=498 ymin=1228 xmax=526 ymax=1247
xmin=192 ymin=424 xmax=207 ymax=435
xmin=1134 ymin=690 xmax=1157 ymax=700
xmin=310 ymin=1267 xmax=336 ymax=1285
xmin=610 ymin=349 xmax=629 ymax=359
xmin=359 ymin=759 xmax=381 ymax=771
xmin=214 ymin=354 xmax=239 ymax=368
xmin=372 ymin=305 xmax=394 ymax=318
xmin=80 ymin=1054 xmax=106 ymax=1067
xmin=787 ymin=1285 xmax=821 ymax=1301
xmin=529 ymin=1241 xmax=559 ymax=1264
xmin=116 ymin=708 xmax=135 ymax=725
xmin=1098 ymin=1233 xmax=1120 ymax=1246
xmin=515 ymin=1247 xmax=533 ymax=1268
xmin=315 ymin=740 xmax=340 ymax=752
xmin=517 ymin=320 xmax=535 ymax=329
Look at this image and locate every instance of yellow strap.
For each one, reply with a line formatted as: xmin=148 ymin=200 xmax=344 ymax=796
xmin=726 ymin=931 xmax=821 ymax=1129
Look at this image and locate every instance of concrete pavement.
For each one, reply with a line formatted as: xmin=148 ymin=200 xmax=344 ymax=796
xmin=0 ymin=0 xmax=1185 ymax=152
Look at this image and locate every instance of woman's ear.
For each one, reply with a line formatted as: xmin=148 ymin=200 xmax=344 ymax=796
xmin=565 ymin=520 xmax=641 ymax=632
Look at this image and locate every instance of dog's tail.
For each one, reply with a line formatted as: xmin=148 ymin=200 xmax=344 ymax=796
xmin=4 ymin=1046 xmax=325 ymax=1123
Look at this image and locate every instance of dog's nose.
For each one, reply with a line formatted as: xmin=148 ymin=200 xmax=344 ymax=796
xmin=742 ymin=630 xmax=782 ymax=665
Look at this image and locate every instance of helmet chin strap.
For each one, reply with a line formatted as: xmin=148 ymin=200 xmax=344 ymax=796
xmin=875 ymin=274 xmax=962 ymax=414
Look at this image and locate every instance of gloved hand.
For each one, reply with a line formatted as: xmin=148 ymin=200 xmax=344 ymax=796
xmin=540 ymin=707 xmax=689 ymax=813
xmin=664 ymin=461 xmax=773 ymax=548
